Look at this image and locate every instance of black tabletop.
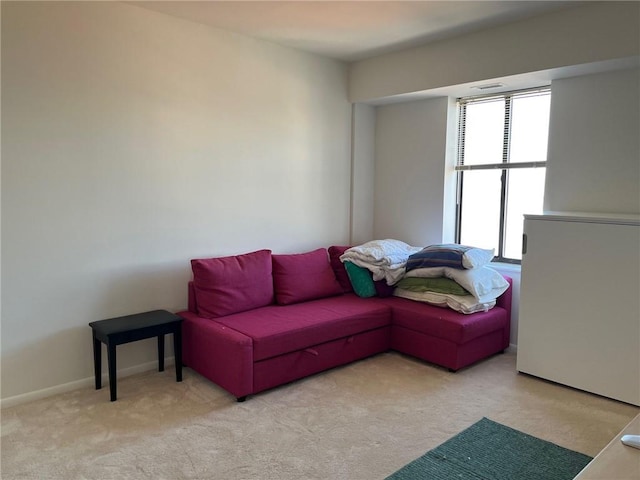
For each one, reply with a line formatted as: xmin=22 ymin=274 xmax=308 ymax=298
xmin=89 ymin=310 xmax=182 ymax=335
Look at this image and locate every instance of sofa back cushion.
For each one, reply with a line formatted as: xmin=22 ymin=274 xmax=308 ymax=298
xmin=191 ymin=249 xmax=274 ymax=318
xmin=328 ymin=245 xmax=353 ymax=293
xmin=272 ymin=248 xmax=344 ymax=305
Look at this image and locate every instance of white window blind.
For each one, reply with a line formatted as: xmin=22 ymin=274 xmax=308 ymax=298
xmin=456 ymin=87 xmax=550 ymax=171
xmin=455 ymin=86 xmax=551 ymax=262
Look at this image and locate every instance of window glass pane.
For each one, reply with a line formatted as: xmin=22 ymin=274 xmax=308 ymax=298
xmin=459 ymin=170 xmax=502 ymax=252
xmin=503 ymin=168 xmax=546 ymax=260
xmin=509 ymin=93 xmax=551 ymax=163
xmin=463 ymin=99 xmax=505 ymax=165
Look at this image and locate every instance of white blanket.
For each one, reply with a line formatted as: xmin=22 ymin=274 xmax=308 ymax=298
xmin=340 ymin=239 xmax=422 ymax=285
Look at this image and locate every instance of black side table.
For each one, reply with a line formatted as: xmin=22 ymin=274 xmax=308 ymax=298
xmin=89 ymin=310 xmax=183 ymax=401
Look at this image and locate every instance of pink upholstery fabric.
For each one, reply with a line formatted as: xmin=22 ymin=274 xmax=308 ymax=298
xmin=272 ymin=248 xmax=343 ymax=305
xmin=253 ymin=327 xmax=390 ymax=394
xmin=374 ymin=280 xmax=395 ymax=297
xmin=181 ymin=268 xmax=513 ymax=399
xmin=391 ymin=325 xmax=506 ymax=371
xmin=328 ymin=245 xmax=353 ymax=293
xmin=381 ymin=296 xmax=508 ymax=344
xmin=495 ymin=276 xmax=513 ymax=313
xmin=214 ymin=295 xmax=390 ymax=361
xmin=179 ymin=310 xmax=254 ymax=398
xmin=191 ymin=249 xmax=274 ymax=318
xmin=388 ymin=278 xmax=512 ymax=371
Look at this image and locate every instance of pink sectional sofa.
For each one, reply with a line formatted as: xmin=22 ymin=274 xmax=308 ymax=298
xmin=178 ymin=247 xmax=512 ymax=402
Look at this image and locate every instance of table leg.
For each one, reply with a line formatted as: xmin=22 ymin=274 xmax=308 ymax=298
xmin=158 ymin=334 xmax=165 ymax=372
xmin=93 ymin=335 xmax=102 ymax=390
xmin=174 ymin=327 xmax=182 ymax=382
xmin=107 ymin=343 xmax=117 ymax=402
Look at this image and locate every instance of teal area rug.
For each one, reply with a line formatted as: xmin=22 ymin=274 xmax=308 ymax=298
xmin=386 ymin=417 xmax=592 ymax=480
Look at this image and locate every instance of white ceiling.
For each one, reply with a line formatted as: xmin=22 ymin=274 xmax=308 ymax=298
xmin=129 ymin=1 xmax=583 ymax=62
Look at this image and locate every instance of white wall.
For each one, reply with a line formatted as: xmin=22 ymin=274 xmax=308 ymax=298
xmin=350 ymin=2 xmax=640 ymax=103
xmin=371 ymin=68 xmax=640 ymax=346
xmin=373 ymin=98 xmax=453 ymax=246
xmin=545 ymin=68 xmax=640 ymax=214
xmin=365 ymin=11 xmax=639 ymax=348
xmin=1 ymin=2 xmax=352 ymax=402
xmin=350 ymin=104 xmax=376 ymax=244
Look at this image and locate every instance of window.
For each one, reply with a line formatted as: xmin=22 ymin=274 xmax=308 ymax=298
xmin=455 ymin=87 xmax=551 ymax=263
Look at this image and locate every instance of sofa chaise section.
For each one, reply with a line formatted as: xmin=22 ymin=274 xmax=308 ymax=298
xmin=384 ymin=277 xmax=512 ymax=372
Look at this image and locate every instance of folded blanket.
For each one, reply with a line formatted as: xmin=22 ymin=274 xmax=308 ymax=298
xmin=404 ymin=265 xmax=509 ymax=302
xmin=340 ymin=239 xmax=422 ymax=285
xmin=393 ymin=288 xmax=496 ymax=314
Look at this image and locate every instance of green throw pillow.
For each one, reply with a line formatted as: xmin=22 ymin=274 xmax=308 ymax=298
xmin=344 ymin=262 xmax=377 ymax=298
xmin=396 ymin=276 xmax=470 ymax=296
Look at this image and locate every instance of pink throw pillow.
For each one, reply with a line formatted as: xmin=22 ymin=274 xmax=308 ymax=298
xmin=191 ymin=249 xmax=274 ymax=318
xmin=328 ymin=245 xmax=353 ymax=293
xmin=272 ymin=248 xmax=344 ymax=305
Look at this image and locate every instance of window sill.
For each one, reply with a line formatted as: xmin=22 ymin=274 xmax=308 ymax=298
xmin=490 ymin=262 xmax=521 ymax=273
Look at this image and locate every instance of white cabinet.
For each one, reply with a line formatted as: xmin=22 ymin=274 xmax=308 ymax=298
xmin=517 ymin=213 xmax=640 ymax=406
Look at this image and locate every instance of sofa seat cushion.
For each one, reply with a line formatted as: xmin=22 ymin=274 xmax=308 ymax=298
xmin=214 ymin=295 xmax=391 ymax=361
xmin=381 ymin=297 xmax=507 ymax=344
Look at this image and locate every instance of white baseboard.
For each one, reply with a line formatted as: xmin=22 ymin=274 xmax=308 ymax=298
xmin=2 ymin=345 xmax=518 ymax=408
xmin=1 ymin=357 xmax=175 ymax=409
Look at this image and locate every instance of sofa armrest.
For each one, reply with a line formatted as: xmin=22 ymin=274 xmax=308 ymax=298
xmin=178 ymin=310 xmax=254 ymax=398
xmin=496 ymin=275 xmax=513 ymax=348
xmin=496 ymin=276 xmax=513 ymax=315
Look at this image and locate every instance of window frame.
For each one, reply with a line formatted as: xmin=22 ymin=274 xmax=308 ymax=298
xmin=455 ymin=86 xmax=550 ymax=264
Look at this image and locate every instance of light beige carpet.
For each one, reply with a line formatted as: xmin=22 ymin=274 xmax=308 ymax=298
xmin=1 ymin=352 xmax=638 ymax=479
